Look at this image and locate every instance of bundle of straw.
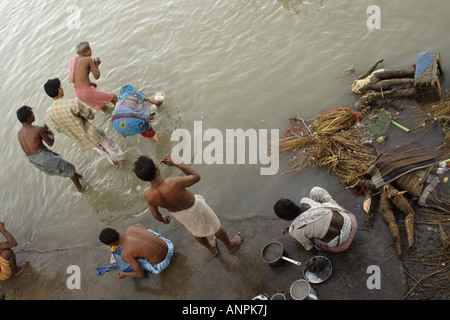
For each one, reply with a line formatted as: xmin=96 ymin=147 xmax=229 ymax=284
xmin=311 ymin=108 xmax=359 ymax=135
xmin=412 ymin=95 xmax=450 ymax=157
xmin=280 ymin=108 xmax=376 ymax=185
xmin=281 ymin=136 xmax=316 ymax=175
xmin=313 ymin=129 xmax=376 ymax=184
xmin=438 ymin=134 xmax=450 ymax=159
xmin=430 ymin=96 xmax=450 ymax=119
xmin=402 ymin=211 xmax=449 ymax=299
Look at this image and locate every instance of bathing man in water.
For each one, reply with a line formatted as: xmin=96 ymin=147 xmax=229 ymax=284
xmin=133 ymin=154 xmax=244 ymax=257
xmin=69 ymin=41 xmax=117 ymax=111
xmin=44 ymin=78 xmax=126 ymax=165
xmin=17 ymin=106 xmax=83 ymax=192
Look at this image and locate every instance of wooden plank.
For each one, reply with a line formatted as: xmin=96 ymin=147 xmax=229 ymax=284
xmin=414 ymin=51 xmax=438 ymax=84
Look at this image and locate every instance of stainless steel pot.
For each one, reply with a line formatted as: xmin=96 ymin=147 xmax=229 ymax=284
xmin=261 ymin=241 xmax=302 ymax=267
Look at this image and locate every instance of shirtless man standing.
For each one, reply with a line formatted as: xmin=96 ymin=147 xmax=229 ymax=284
xmin=17 ymin=106 xmax=83 ymax=191
xmin=133 ymin=154 xmax=244 ymax=256
xmin=99 ymin=224 xmax=173 ymax=279
xmin=69 ymin=41 xmax=117 ymax=111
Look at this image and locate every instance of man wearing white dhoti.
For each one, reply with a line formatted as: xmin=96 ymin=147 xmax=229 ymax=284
xmin=133 ymin=154 xmax=243 ymax=257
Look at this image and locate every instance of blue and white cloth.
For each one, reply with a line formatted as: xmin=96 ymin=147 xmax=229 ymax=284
xmin=111 ymin=85 xmax=155 ymax=136
xmin=96 ymin=229 xmax=174 ymax=277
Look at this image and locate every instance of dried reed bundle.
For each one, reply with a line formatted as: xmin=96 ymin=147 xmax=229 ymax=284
xmin=436 ymin=133 xmax=450 ymax=159
xmin=420 ymin=181 xmax=450 ymax=214
xmin=312 ymin=129 xmax=376 ymax=184
xmin=280 ymin=111 xmax=376 ymax=185
xmin=280 ymin=135 xmax=316 ymax=175
xmin=280 ymin=135 xmax=315 ymax=152
xmin=411 ymin=95 xmax=450 ymax=155
xmin=431 ymin=99 xmax=450 ymax=158
xmin=409 ymin=93 xmax=448 ymax=119
xmin=311 ymin=108 xmax=359 ymax=135
xmin=429 ymin=96 xmax=450 ymax=119
xmin=393 ymin=171 xmax=426 ymax=198
xmin=283 ymin=150 xmax=314 ymax=176
xmin=402 ymin=223 xmax=449 ymax=299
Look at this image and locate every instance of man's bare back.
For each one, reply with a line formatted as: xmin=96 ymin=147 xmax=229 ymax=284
xmin=134 ymin=154 xmax=243 ymax=256
xmin=121 ymin=225 xmax=168 ymax=264
xmin=141 ymin=156 xmax=201 ymax=224
xmin=18 ymin=124 xmax=53 ymax=156
xmin=73 ymin=55 xmax=100 ymax=89
xmin=143 ymin=178 xmax=197 ymax=213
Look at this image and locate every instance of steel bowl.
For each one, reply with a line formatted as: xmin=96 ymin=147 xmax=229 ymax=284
xmin=303 ymin=255 xmax=332 ymax=284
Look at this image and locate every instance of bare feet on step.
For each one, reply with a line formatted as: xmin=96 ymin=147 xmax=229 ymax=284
xmin=15 ymin=261 xmax=30 ymax=277
xmin=209 ymin=237 xmax=219 ymax=257
xmin=227 ymin=232 xmax=244 ymax=254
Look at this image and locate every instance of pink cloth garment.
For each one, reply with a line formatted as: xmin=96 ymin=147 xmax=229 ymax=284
xmin=74 ymin=86 xmax=115 ymax=111
xmin=68 ymin=57 xmax=77 ymax=83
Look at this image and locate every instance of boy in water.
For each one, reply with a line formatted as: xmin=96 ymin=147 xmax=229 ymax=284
xmin=69 ymin=41 xmax=117 ymax=111
xmin=16 ymin=106 xmax=83 ymax=192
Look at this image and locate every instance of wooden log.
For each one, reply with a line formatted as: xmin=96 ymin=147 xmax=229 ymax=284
xmin=373 ymin=68 xmax=415 ymax=80
xmin=357 ymin=58 xmax=384 ymax=80
xmin=384 ymin=184 xmax=415 ymax=250
xmin=356 ymin=88 xmax=417 ymax=110
xmin=380 ymin=191 xmax=402 ymax=256
xmin=364 ymin=78 xmax=415 ymax=91
xmin=353 ymin=68 xmax=415 ymax=96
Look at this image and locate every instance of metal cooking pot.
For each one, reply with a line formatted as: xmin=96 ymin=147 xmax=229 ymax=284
xmin=261 ymin=241 xmax=302 ymax=267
